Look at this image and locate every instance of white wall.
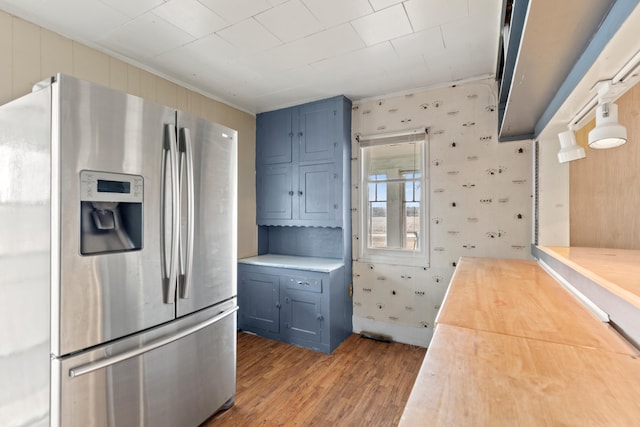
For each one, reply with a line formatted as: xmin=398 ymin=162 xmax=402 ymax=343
xmin=351 ymin=80 xmax=533 ymax=347
xmin=536 ymin=135 xmax=570 ymax=247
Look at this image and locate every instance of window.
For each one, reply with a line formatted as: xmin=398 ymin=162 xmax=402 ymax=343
xmin=359 ymin=135 xmax=428 ymax=264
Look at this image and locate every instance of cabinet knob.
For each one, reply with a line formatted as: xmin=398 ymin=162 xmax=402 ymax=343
xmin=276 ymin=302 xmax=281 ymax=309
xmin=298 ymin=190 xmax=303 ymax=196
xmin=288 ymin=190 xmax=294 ymax=196
xmin=316 ymin=314 xmax=324 ymax=321
xmin=298 ymin=132 xmax=303 ymax=137
xmin=297 ymin=281 xmax=310 ymax=287
xmin=289 ymin=132 xmax=294 ymax=138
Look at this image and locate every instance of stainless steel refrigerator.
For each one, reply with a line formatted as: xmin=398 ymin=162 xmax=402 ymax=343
xmin=0 ymin=74 xmax=238 ymax=426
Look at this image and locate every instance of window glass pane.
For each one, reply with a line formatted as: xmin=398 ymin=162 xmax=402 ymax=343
xmin=404 ymin=181 xmax=414 ymax=202
xmin=363 ymin=141 xmax=423 ymax=253
xmin=404 ymin=201 xmax=420 ymax=250
xmin=369 ymin=201 xmax=387 ymax=248
xmin=367 ymin=143 xmax=421 ymax=176
xmin=368 ymin=182 xmax=387 ymax=201
xmin=369 ymin=173 xmax=387 ymax=182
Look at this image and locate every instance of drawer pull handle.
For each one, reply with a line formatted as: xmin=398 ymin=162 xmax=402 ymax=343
xmin=297 ymin=281 xmax=310 ymax=286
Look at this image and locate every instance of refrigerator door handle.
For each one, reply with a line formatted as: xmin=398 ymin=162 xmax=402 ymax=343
xmin=68 ymin=306 xmax=238 ymax=378
xmin=162 ymin=123 xmax=180 ymax=304
xmin=178 ymin=127 xmax=195 ymax=299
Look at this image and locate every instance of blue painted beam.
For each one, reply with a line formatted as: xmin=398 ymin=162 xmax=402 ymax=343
xmin=499 ymin=0 xmax=530 ymax=106
xmin=533 ymin=0 xmax=640 ymax=138
xmin=498 ymin=0 xmax=529 ymax=140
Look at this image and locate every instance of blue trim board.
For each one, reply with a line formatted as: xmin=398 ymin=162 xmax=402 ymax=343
xmin=499 ymin=0 xmax=530 ymax=107
xmin=533 ymin=0 xmax=640 ymax=137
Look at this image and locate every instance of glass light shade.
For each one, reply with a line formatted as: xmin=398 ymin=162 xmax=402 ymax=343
xmin=588 ymin=102 xmax=627 ymax=149
xmin=557 ymin=130 xmax=586 ymax=163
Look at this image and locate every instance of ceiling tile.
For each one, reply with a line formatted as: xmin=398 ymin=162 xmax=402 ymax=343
xmin=216 ymin=18 xmax=282 ymax=54
xmin=408 ymin=62 xmax=441 ymax=86
xmin=150 ymin=33 xmax=240 ymax=76
xmin=468 ymin=0 xmax=501 ymax=17
xmin=302 ymin=0 xmax=373 ymax=28
xmin=391 ymin=26 xmax=445 ymax=60
xmin=198 ymin=0 xmax=272 ymax=24
xmin=308 ymin=55 xmax=394 ymax=101
xmin=256 ymin=0 xmax=323 ymax=42
xmin=404 ymin=0 xmax=468 ymax=32
xmin=440 ymin=5 xmax=499 ymax=52
xmin=101 ymin=0 xmax=164 ymax=18
xmin=310 ymin=42 xmax=398 ymax=78
xmin=234 ymin=64 xmax=320 ymax=98
xmin=0 ymin=0 xmax=130 ymax=41
xmin=151 ymin=0 xmax=227 ymax=38
xmin=439 ymin=46 xmax=493 ymax=81
xmin=180 ymin=32 xmax=245 ymax=62
xmin=250 ymin=23 xmax=367 ymax=71
xmin=99 ymin=13 xmax=194 ymax=59
xmin=351 ymin=4 xmax=413 ymax=46
xmin=368 ymin=0 xmax=404 ymax=11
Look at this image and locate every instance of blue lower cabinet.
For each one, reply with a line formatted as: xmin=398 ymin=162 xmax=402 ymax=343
xmin=238 ymin=272 xmax=280 ymax=334
xmin=237 ymin=263 xmax=349 ymax=354
xmin=282 ymin=288 xmax=323 ymax=345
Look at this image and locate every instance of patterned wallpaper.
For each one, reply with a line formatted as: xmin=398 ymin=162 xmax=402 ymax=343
xmin=351 ymin=79 xmax=532 ymax=347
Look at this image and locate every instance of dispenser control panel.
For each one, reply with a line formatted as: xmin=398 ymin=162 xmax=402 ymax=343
xmin=80 ymin=170 xmax=143 ymax=203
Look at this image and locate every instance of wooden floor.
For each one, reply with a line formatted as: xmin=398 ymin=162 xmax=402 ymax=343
xmin=203 ymin=332 xmax=426 ymax=427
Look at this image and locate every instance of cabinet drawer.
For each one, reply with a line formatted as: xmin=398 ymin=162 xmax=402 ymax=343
xmin=285 ymin=276 xmax=322 ymax=293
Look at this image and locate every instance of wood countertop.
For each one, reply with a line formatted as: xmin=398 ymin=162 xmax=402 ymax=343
xmin=401 ymin=324 xmax=640 ymax=427
xmin=400 ymin=257 xmax=640 ymax=426
xmin=436 ymin=257 xmax=635 ymax=353
xmin=538 ymin=246 xmax=640 ymax=309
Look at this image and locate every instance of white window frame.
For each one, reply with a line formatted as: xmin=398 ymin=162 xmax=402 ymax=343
xmin=358 ymin=131 xmax=429 ymax=267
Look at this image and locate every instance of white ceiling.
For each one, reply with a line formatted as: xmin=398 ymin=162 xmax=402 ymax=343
xmin=0 ymin=0 xmax=502 ymax=113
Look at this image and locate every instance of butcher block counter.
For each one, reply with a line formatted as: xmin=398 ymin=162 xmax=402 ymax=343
xmin=534 ymin=245 xmax=640 ymax=346
xmin=399 ymin=257 xmax=640 ymax=426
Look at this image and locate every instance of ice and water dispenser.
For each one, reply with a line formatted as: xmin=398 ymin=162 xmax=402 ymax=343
xmin=80 ymin=170 xmax=143 ymax=255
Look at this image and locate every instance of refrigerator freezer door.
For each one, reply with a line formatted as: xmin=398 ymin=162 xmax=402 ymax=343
xmin=0 ymin=87 xmax=52 ymax=427
xmin=55 ymin=299 xmax=237 ymax=427
xmin=176 ymin=112 xmax=237 ymax=317
xmin=56 ymin=75 xmax=176 ymax=356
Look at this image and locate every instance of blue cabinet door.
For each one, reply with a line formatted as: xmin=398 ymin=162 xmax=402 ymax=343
xmin=256 ymin=108 xmax=293 ymax=165
xmin=257 ymin=165 xmax=293 ymax=222
xmin=298 ymin=163 xmax=338 ymax=223
xmin=299 ymin=99 xmax=336 ymax=163
xmin=238 ymin=271 xmax=280 ymax=333
xmin=282 ymin=288 xmax=323 ymax=344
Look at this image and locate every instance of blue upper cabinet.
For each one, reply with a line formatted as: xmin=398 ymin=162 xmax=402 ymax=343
xmin=257 ymin=165 xmax=293 ymax=220
xmin=256 ymin=108 xmax=293 ymax=165
xmin=297 ymin=163 xmax=339 ymax=222
xmin=256 ymin=96 xmax=351 ymax=227
xmin=299 ymin=99 xmax=336 ymax=163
